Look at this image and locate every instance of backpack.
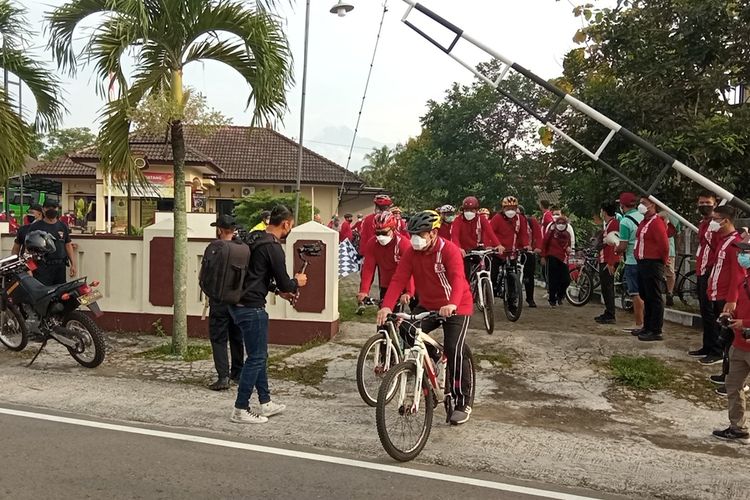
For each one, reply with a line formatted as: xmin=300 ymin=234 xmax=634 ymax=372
xmin=199 ymin=239 xmax=251 ymax=304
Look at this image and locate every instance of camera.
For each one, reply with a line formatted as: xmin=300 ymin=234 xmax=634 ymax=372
xmin=298 ymin=243 xmax=322 ymax=257
xmin=717 ymin=315 xmax=733 ymax=328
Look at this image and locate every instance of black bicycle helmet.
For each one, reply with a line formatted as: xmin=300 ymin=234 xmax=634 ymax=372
xmin=407 ymin=210 xmax=441 ymax=234
xmin=25 ymin=230 xmax=57 ymax=254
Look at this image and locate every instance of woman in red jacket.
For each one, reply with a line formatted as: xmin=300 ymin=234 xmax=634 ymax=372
xmin=542 ymin=216 xmax=572 ymax=307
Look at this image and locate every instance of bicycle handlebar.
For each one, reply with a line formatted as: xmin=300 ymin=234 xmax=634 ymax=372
xmin=387 ymin=311 xmax=442 ymax=322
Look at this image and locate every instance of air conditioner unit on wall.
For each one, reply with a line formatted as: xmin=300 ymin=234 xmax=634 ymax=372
xmin=241 ymin=186 xmax=256 ymax=197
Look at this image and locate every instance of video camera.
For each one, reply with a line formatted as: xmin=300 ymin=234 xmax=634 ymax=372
xmin=297 ymin=243 xmax=322 ymax=257
xmin=717 ymin=314 xmax=750 ymax=340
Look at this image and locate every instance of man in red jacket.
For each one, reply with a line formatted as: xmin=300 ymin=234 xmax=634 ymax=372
xmin=359 ymin=194 xmax=393 ymax=247
xmin=358 ymin=211 xmax=414 ymax=305
xmin=539 ymin=199 xmax=554 ymax=237
xmin=437 ymin=204 xmax=455 ymax=240
xmin=596 ymin=202 xmax=621 ymax=324
xmin=377 ymin=210 xmax=474 ymax=425
xmin=490 ymin=196 xmax=529 ymax=300
xmin=633 ymin=196 xmax=670 ymax=341
xmin=452 ymin=196 xmax=501 ymax=281
xmin=339 ymin=213 xmax=354 ymax=243
xmin=705 ymin=205 xmax=746 ymax=367
xmin=713 ymin=239 xmax=750 ymax=444
xmin=542 ymin=216 xmax=572 ymax=306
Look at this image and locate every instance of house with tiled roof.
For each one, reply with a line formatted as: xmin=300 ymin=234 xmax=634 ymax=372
xmin=31 ymin=126 xmax=368 ymax=232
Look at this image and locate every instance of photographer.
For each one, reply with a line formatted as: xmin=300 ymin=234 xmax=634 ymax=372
xmin=713 ymin=240 xmax=750 ymax=445
xmin=230 ymin=205 xmax=307 ymax=425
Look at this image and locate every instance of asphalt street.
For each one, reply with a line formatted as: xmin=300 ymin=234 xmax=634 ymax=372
xmin=0 ymin=406 xmax=609 ymax=500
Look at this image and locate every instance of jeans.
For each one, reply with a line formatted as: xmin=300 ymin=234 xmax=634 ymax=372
xmin=637 ymin=259 xmax=665 ymax=334
xmin=624 ymin=264 xmax=639 ymax=295
xmin=209 ymin=301 xmax=244 ymax=380
xmin=599 ymin=263 xmax=616 ymax=318
xmin=230 ymin=306 xmax=271 ymax=409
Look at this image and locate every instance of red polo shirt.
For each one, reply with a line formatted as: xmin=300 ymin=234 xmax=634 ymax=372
xmin=634 ymin=213 xmax=669 ymax=263
xmin=383 ymin=237 xmax=473 ymax=315
xmin=708 ymin=231 xmax=745 ymax=302
xmin=451 ymin=214 xmax=499 ymax=251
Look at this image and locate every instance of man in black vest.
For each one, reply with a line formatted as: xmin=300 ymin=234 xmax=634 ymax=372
xmin=28 ymin=199 xmax=77 ymax=285
xmin=207 ymin=215 xmax=245 ymax=391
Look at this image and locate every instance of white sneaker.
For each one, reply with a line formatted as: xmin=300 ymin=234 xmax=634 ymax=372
xmin=230 ymin=408 xmax=268 ymax=424
xmin=260 ymin=401 xmax=286 ymax=417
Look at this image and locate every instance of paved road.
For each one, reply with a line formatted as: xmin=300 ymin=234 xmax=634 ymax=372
xmin=0 ymin=406 xmax=609 ymax=500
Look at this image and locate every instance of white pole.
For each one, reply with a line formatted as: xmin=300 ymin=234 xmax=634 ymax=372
xmin=310 ymin=185 xmax=315 ymax=221
xmin=107 ymin=173 xmax=112 ymax=233
xmin=294 ymin=0 xmax=311 ymax=224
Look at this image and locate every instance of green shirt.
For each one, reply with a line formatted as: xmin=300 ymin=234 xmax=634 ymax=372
xmin=619 ymin=209 xmax=643 ymax=266
xmin=667 ymin=215 xmax=681 ymax=258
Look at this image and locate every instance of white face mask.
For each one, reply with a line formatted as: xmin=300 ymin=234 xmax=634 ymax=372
xmin=444 ymin=215 xmax=455 ymax=223
xmin=637 ymin=203 xmax=648 ymax=215
xmin=410 ymin=234 xmax=429 ymax=251
xmin=552 ymin=214 xmax=560 ymax=221
xmin=556 ymin=224 xmax=567 ymax=232
xmin=376 ymin=234 xmax=393 ymax=246
xmin=504 ymin=210 xmax=517 ymax=219
xmin=463 ymin=211 xmax=476 ymax=221
xmin=708 ymin=220 xmax=722 ymax=232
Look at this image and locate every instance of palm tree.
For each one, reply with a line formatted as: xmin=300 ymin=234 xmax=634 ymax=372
xmin=360 ymin=145 xmax=395 ymax=187
xmin=48 ymin=0 xmax=292 ymax=356
xmin=0 ymin=0 xmax=63 ymax=181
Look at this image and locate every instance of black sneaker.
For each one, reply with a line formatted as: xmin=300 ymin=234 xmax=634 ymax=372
xmin=665 ymin=294 xmax=674 ymax=307
xmin=699 ymin=354 xmax=723 ymax=365
xmin=716 ymin=385 xmax=728 ymax=396
xmin=709 ymin=374 xmax=726 ymax=385
xmin=209 ymin=377 xmax=231 ymax=391
xmin=595 ymin=315 xmax=616 ymax=324
xmin=527 ymin=301 xmax=537 ymax=308
xmin=450 ymin=405 xmax=472 ymax=425
xmin=557 ymin=299 xmax=564 ymax=306
xmin=712 ymin=427 xmax=750 ymax=445
xmin=638 ymin=331 xmax=664 ymax=342
xmin=549 ymin=301 xmax=557 ymax=308
xmin=688 ymin=348 xmax=709 ymax=358
xmin=631 ymin=328 xmax=646 ymax=337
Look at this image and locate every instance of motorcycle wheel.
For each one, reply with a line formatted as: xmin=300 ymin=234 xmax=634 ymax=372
xmin=64 ymin=311 xmax=106 ymax=368
xmin=0 ymin=303 xmax=28 ymax=352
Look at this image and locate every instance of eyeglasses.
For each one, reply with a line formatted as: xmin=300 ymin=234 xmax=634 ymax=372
xmin=375 ymin=231 xmax=391 ymax=237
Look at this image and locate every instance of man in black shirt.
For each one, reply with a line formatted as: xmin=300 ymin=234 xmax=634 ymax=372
xmin=230 ymin=205 xmax=308 ymax=425
xmin=25 ymin=200 xmax=77 ymax=285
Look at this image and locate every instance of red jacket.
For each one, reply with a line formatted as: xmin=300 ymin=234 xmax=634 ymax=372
xmin=438 ymin=221 xmax=452 ymax=240
xmin=527 ymin=216 xmax=542 ymax=251
xmin=541 ymin=210 xmax=554 ymax=236
xmin=542 ymin=229 xmax=571 ymax=262
xmin=359 ymin=235 xmax=415 ymax=295
xmin=634 ymin=213 xmax=669 ymax=263
xmin=732 ymin=276 xmax=750 ymax=352
xmin=490 ymin=213 xmax=529 ymax=252
xmin=383 ymin=237 xmax=473 ymax=315
xmin=599 ymin=218 xmax=621 ymax=266
xmin=708 ymin=231 xmax=745 ymax=302
xmin=359 ymin=213 xmax=377 ymax=247
xmin=395 ymin=218 xmax=409 ymax=237
xmin=451 ymin=214 xmax=499 ymax=250
xmin=696 ymin=218 xmax=717 ymax=277
xmin=339 ymin=220 xmax=353 ymax=242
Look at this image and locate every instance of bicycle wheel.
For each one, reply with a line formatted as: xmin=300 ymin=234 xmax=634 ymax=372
xmin=376 ymin=360 xmax=433 ymax=462
xmin=619 ymin=289 xmax=634 ymax=312
xmin=676 ymin=271 xmax=699 ymax=307
xmin=480 ymin=279 xmax=495 ymax=334
xmin=566 ymin=268 xmax=594 ymax=306
xmin=503 ymin=272 xmax=523 ymax=322
xmin=0 ymin=303 xmax=27 ymax=352
xmin=356 ymin=333 xmax=401 ymax=407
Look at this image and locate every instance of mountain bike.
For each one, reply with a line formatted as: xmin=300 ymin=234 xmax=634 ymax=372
xmin=674 ymin=253 xmax=699 ymax=307
xmin=494 ymin=252 xmax=524 ymax=322
xmin=356 ymin=298 xmax=406 ymax=406
xmin=466 ymin=248 xmax=495 ymax=334
xmin=376 ymin=311 xmax=475 ymax=462
xmin=566 ymin=247 xmax=599 ymax=306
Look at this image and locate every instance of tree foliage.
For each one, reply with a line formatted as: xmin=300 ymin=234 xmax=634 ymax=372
xmin=36 ymin=127 xmax=96 ymax=161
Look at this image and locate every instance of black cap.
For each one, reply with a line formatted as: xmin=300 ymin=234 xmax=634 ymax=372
xmin=211 ymin=214 xmax=237 ymax=229
xmin=29 ymin=203 xmax=43 ymax=213
xmin=260 ymin=210 xmax=271 ymax=219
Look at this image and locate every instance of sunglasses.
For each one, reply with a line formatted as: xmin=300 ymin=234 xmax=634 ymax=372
xmin=375 ymin=231 xmax=391 ymax=236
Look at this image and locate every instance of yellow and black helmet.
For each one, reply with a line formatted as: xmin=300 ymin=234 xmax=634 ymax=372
xmin=407 ymin=210 xmax=441 ymax=234
xmin=501 ymin=196 xmax=519 ymax=207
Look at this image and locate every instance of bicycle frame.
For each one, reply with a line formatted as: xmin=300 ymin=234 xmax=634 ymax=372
xmin=467 ymin=249 xmax=494 ymax=306
xmin=377 ymin=319 xmax=406 ymax=372
xmin=400 ymin=330 xmax=445 ymax=414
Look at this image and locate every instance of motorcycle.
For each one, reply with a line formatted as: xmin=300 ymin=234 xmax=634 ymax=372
xmin=0 ymin=242 xmax=106 ymax=368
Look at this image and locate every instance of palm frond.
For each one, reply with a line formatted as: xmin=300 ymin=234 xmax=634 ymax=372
xmin=0 ymin=49 xmax=65 ymax=131
xmin=0 ymin=89 xmax=32 ymax=181
xmin=0 ymin=0 xmax=30 ymax=49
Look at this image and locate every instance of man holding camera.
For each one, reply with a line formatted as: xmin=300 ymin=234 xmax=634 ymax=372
xmin=713 ymin=239 xmax=750 ymax=444
xmin=230 ymin=205 xmax=308 ymax=425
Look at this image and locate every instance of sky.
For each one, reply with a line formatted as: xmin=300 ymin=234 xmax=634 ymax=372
xmin=17 ymin=0 xmax=599 ymax=171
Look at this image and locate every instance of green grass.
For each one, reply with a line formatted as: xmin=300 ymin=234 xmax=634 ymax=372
xmin=609 ymin=355 xmax=676 ymax=390
xmin=138 ymin=342 xmax=213 ymax=362
xmin=269 ymin=358 xmax=330 ymax=386
xmin=339 ymin=295 xmax=378 ymax=323
xmin=475 ymin=351 xmax=515 ymax=369
xmin=267 ymin=337 xmax=327 ymax=365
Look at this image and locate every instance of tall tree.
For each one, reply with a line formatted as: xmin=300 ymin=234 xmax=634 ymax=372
xmin=48 ymin=0 xmax=292 ymax=357
xmin=39 ymin=127 xmax=96 ymax=161
xmin=0 ymin=0 xmax=63 ymax=179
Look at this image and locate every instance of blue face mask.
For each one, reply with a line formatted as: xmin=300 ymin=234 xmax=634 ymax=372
xmin=738 ymin=253 xmax=750 ymax=269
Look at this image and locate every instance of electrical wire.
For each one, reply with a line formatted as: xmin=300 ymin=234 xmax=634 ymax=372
xmin=337 ymin=1 xmax=390 ymax=205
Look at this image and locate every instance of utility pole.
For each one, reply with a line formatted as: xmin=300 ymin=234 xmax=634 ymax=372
xmin=3 ymin=38 xmax=9 ymax=220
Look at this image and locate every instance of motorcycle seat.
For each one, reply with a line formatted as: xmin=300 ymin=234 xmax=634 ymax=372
xmin=17 ymin=274 xmax=64 ymax=302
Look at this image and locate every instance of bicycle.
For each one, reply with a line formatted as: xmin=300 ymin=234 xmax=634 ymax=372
xmin=375 ymin=311 xmax=475 ymax=462
xmin=465 ymin=248 xmax=495 ymax=334
xmin=566 ymin=247 xmax=599 ymax=306
xmin=494 ymin=252 xmax=525 ymax=322
xmin=674 ymin=253 xmax=699 ymax=307
xmin=356 ymin=298 xmax=406 ymax=407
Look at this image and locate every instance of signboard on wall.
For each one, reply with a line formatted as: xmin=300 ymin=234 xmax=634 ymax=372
xmin=108 ymin=172 xmax=174 ymax=198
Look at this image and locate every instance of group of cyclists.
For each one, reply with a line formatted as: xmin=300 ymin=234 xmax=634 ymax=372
xmin=355 ymin=193 xmax=565 ymax=425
